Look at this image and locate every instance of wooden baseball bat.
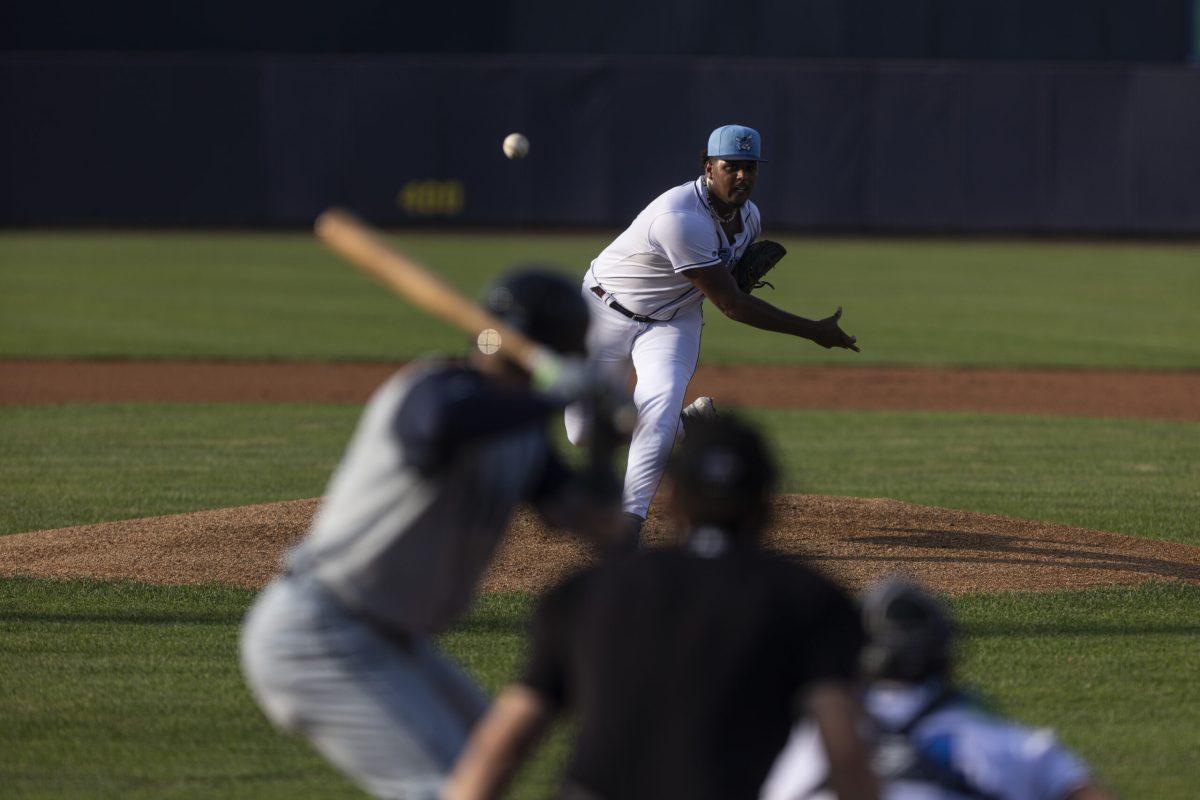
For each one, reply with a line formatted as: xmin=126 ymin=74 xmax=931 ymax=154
xmin=314 ymin=208 xmax=556 ymax=375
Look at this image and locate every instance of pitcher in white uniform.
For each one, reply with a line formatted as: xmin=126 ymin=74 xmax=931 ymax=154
xmin=566 ymin=124 xmax=860 ymax=539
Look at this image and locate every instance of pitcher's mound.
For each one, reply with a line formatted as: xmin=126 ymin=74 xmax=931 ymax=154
xmin=1 ymin=495 xmax=1198 ymax=595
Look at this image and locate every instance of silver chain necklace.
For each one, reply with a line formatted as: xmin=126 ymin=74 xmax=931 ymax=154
xmin=705 ymin=179 xmax=738 ymax=224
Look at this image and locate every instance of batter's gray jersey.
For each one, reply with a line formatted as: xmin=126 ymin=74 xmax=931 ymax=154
xmin=286 ymin=361 xmax=551 ymax=636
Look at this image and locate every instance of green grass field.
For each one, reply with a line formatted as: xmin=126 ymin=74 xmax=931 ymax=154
xmin=3 ymin=579 xmax=1197 ymax=798
xmin=2 ymin=232 xmax=1198 ymax=367
xmin=2 ymin=404 xmax=1197 ymax=543
xmin=2 ymin=231 xmax=1198 ymax=797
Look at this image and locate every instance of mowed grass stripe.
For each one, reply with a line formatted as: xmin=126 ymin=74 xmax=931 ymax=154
xmin=745 ymin=408 xmax=1200 ymax=545
xmin=0 ymin=578 xmax=379 ymax=799
xmin=3 ymin=404 xmax=1197 ymax=544
xmin=1 ymin=579 xmax=1196 ymax=798
xmin=2 ymin=232 xmax=1198 ymax=367
xmin=952 ymin=584 xmax=1200 ymax=798
xmin=0 ymin=232 xmax=596 ymax=364
xmin=0 ymin=404 xmax=355 ymax=538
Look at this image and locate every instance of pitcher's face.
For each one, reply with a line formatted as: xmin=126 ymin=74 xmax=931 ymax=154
xmin=706 ymin=159 xmax=758 ymax=206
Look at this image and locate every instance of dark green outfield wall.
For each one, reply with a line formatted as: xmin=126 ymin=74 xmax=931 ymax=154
xmin=4 ymin=56 xmax=1200 ymax=233
xmin=4 ymin=0 xmax=1192 ymax=61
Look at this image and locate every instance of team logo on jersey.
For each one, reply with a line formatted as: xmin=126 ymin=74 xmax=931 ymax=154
xmin=735 ymin=135 xmax=754 ymax=152
xmin=717 ymin=246 xmax=731 ymax=266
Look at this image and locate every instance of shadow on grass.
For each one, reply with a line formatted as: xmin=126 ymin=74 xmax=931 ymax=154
xmin=833 ymin=527 xmax=1200 ymax=583
xmin=964 ymin=623 xmax=1200 ymax=637
xmin=0 ymin=611 xmax=243 ymax=626
xmin=446 ymin=617 xmax=529 ymax=636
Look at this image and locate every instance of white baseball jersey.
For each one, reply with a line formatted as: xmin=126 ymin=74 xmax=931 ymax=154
xmin=287 ymin=361 xmax=552 ymax=636
xmin=761 ymin=682 xmax=1092 ymax=800
xmin=588 ymin=176 xmax=761 ymax=319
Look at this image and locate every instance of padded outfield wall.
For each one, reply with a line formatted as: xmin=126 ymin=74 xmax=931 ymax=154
xmin=5 ymin=0 xmax=1192 ymax=61
xmin=2 ymin=55 xmax=1200 ymax=233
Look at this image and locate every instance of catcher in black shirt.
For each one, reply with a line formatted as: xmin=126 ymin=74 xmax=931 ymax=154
xmin=446 ymin=417 xmax=878 ymax=800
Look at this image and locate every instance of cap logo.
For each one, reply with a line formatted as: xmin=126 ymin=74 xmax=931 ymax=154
xmin=735 ymin=134 xmax=754 ymax=152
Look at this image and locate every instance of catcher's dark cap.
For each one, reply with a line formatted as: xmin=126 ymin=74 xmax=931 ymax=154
xmin=706 ymin=124 xmax=767 ymax=163
xmin=482 ymin=268 xmax=589 ymax=356
xmin=860 ymin=576 xmax=957 ymax=682
xmin=667 ymin=415 xmax=777 ymax=536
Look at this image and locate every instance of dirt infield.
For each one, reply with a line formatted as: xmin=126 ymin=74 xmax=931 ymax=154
xmin=4 ymin=359 xmax=1200 ymax=421
xmin=5 ymin=359 xmax=1198 ymax=595
xmin=1 ymin=495 xmax=1197 ymax=595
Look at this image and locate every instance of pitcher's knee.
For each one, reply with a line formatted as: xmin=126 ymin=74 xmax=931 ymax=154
xmin=635 ymin=396 xmax=687 ymax=435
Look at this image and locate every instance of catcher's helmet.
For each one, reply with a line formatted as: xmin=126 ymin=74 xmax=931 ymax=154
xmin=481 ymin=268 xmax=589 ymax=356
xmin=860 ymin=576 xmax=956 ymax=682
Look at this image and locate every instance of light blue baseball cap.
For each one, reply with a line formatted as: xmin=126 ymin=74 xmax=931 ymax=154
xmin=706 ymin=124 xmax=766 ymax=162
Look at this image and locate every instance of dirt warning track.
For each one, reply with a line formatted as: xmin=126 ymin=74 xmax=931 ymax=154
xmin=4 ymin=360 xmax=1199 ymax=421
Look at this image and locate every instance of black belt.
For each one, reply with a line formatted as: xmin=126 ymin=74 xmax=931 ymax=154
xmin=590 ymin=285 xmax=655 ymax=323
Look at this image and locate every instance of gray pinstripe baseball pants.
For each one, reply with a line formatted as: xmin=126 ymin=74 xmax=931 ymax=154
xmin=240 ymin=576 xmax=487 ymax=799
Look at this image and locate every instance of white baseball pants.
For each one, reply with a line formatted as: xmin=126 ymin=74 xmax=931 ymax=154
xmin=240 ymin=576 xmax=486 ymax=800
xmin=565 ymin=285 xmax=703 ymax=519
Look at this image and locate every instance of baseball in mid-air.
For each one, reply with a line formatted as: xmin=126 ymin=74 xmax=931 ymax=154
xmin=502 ymin=132 xmax=530 ymax=160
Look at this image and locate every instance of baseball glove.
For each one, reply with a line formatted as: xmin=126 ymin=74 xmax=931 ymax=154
xmin=732 ymin=240 xmax=786 ymax=293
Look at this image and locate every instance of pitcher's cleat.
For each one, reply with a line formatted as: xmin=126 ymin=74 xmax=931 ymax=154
xmin=680 ymin=396 xmax=718 ymax=434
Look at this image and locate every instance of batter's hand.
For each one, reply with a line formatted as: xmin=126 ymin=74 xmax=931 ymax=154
xmin=813 ymin=307 xmax=860 ymax=352
xmin=533 ymin=356 xmax=596 ymax=403
xmin=534 ymin=356 xmax=632 ymax=406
